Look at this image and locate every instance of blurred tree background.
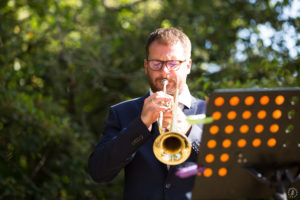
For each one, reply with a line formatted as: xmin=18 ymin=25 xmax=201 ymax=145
xmin=0 ymin=0 xmax=299 ymax=199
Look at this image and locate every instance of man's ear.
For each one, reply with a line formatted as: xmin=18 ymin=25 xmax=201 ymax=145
xmin=144 ymin=59 xmax=148 ymax=75
xmin=186 ymin=59 xmax=192 ymax=74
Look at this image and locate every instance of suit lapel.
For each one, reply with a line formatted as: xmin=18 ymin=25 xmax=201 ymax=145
xmin=151 ymin=122 xmax=160 ymax=141
xmin=183 ymin=96 xmax=197 ymax=116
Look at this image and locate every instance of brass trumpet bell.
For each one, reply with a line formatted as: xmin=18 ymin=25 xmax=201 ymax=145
xmin=153 ymin=131 xmax=191 ymax=165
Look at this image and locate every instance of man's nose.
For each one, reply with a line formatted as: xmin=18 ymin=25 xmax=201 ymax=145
xmin=161 ymin=64 xmax=170 ymax=73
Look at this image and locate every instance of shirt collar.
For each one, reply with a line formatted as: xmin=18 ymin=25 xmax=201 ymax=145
xmin=149 ymin=84 xmax=192 ymax=109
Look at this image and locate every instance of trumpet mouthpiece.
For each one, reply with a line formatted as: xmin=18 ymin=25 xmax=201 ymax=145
xmin=161 ymin=79 xmax=168 ymax=86
xmin=161 ymin=79 xmax=168 ymax=93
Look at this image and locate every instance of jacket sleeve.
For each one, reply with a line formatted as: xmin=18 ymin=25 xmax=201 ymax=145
xmin=88 ymin=107 xmax=152 ymax=182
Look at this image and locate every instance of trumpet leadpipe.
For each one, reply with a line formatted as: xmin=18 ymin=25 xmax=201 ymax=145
xmin=159 ymin=79 xmax=168 ymax=132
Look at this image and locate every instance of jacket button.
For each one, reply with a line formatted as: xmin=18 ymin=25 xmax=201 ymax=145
xmin=165 ymin=183 xmax=171 ymax=189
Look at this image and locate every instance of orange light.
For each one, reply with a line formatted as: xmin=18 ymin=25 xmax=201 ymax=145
xmin=237 ymin=139 xmax=247 ymax=148
xmin=214 ymin=97 xmax=225 ymax=106
xmin=252 ymin=138 xmax=261 ymax=148
xmin=270 ymin=124 xmax=279 ymax=133
xmin=242 ymin=110 xmax=252 ymax=120
xmin=224 ymin=125 xmax=234 ymax=134
xmin=260 ymin=96 xmax=270 ymax=105
xmin=203 ymin=168 xmax=213 ymax=177
xmin=212 ymin=111 xmax=222 ymax=120
xmin=220 ymin=153 xmax=229 ymax=162
xmin=229 ymin=96 xmax=239 ymax=106
xmin=218 ymin=168 xmax=227 ymax=177
xmin=272 ymin=109 xmax=282 ymax=119
xmin=275 ymin=95 xmax=285 ymax=105
xmin=267 ymin=138 xmax=277 ymax=147
xmin=207 ymin=140 xmax=217 ymax=149
xmin=222 ymin=139 xmax=232 ymax=148
xmin=205 ymin=154 xmax=215 ymax=163
xmin=240 ymin=125 xmax=249 ymax=134
xmin=257 ymin=110 xmax=267 ymax=119
xmin=255 ymin=124 xmax=264 ymax=134
xmin=245 ymin=96 xmax=255 ymax=106
xmin=209 ymin=125 xmax=219 ymax=135
xmin=227 ymin=111 xmax=237 ymax=120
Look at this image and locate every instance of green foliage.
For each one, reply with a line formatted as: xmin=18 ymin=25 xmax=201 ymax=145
xmin=0 ymin=0 xmax=299 ymax=199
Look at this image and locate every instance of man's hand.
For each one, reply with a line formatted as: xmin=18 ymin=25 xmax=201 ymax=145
xmin=162 ymin=108 xmax=191 ymax=135
xmin=141 ymin=92 xmax=173 ymax=129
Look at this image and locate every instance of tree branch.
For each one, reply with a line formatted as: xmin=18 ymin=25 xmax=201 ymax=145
xmin=31 ymin=151 xmax=49 ymax=179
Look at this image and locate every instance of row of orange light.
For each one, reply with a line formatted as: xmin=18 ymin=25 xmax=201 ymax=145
xmin=209 ymin=123 xmax=280 ymax=135
xmin=212 ymin=109 xmax=283 ymax=120
xmin=214 ymin=95 xmax=286 ymax=107
xmin=206 ymin=137 xmax=277 ymax=149
xmin=198 ymin=167 xmax=228 ymax=177
xmin=205 ymin=153 xmax=230 ymax=163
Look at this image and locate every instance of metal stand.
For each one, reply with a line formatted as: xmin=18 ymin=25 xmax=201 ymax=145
xmin=245 ymin=166 xmax=300 ymax=200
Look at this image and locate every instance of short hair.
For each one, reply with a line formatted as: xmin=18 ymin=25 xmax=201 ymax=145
xmin=145 ymin=27 xmax=192 ymax=59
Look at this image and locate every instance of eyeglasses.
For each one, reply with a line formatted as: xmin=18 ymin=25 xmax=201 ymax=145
xmin=147 ymin=60 xmax=186 ymax=71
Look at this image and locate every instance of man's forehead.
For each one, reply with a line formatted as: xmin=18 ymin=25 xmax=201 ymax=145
xmin=149 ymin=40 xmax=183 ymax=49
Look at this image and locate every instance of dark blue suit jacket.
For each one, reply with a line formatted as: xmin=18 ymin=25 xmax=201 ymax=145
xmin=88 ymin=94 xmax=206 ymax=200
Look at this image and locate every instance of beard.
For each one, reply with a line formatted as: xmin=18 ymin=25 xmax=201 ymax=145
xmin=147 ymin=76 xmax=177 ymax=96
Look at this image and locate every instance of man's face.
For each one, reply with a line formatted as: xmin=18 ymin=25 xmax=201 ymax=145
xmin=144 ymin=41 xmax=191 ymax=96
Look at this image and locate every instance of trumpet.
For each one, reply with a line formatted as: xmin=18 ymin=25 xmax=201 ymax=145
xmin=153 ymin=79 xmax=192 ymax=165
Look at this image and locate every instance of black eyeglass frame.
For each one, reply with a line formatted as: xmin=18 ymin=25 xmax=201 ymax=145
xmin=146 ymin=59 xmax=186 ymax=71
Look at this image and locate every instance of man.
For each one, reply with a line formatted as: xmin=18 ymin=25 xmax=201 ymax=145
xmin=88 ymin=27 xmax=206 ymax=200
